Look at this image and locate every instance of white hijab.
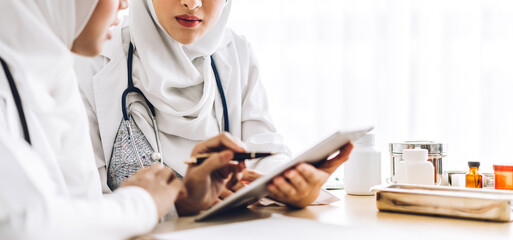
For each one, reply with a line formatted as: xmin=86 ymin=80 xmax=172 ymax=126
xmin=0 ymin=0 xmax=101 ymax=198
xmin=129 ymin=0 xmax=232 ymax=141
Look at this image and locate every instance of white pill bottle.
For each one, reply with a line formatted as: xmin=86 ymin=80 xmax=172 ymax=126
xmin=344 ymin=133 xmax=381 ymax=195
xmin=397 ymin=149 xmax=434 ymax=185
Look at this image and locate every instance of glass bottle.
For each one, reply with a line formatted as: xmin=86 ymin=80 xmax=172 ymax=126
xmin=466 ymin=161 xmax=483 ymax=188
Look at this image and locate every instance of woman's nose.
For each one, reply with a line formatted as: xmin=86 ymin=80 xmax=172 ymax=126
xmin=181 ymin=0 xmax=202 ymax=10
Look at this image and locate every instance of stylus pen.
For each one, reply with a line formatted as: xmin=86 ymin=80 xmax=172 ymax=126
xmin=185 ymin=152 xmax=275 ymax=165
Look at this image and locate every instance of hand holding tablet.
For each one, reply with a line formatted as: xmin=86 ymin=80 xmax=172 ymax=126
xmin=195 ymin=126 xmax=373 ymax=221
xmin=267 ymin=143 xmax=354 ymax=208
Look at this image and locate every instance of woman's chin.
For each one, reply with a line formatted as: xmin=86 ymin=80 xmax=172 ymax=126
xmin=176 ymin=38 xmax=195 ymax=45
xmin=71 ymin=44 xmax=102 ymax=57
xmin=172 ymin=33 xmax=202 ymax=45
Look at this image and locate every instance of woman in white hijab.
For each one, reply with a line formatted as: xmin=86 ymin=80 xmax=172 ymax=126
xmin=0 ymin=0 xmax=246 ymax=239
xmin=76 ymin=0 xmax=353 ymax=208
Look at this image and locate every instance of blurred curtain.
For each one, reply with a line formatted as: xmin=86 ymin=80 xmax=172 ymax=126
xmin=228 ymin=0 xmax=513 ymax=172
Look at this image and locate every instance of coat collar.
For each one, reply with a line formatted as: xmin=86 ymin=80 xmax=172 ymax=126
xmin=92 ymin=23 xmax=127 ymax=165
xmin=100 ymin=17 xmax=129 ymax=61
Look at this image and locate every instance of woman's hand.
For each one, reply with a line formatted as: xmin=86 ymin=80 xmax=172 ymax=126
xmin=218 ymin=168 xmax=263 ymax=199
xmin=174 ymin=132 xmax=247 ymax=216
xmin=267 ymin=142 xmax=354 ymax=208
xmin=120 ymin=164 xmax=182 ymax=220
xmin=217 ymin=143 xmax=354 ymax=208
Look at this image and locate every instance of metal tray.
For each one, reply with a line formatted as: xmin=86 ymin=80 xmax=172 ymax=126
xmin=372 ymin=184 xmax=513 ymax=222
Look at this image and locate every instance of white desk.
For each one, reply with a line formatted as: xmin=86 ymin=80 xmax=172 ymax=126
xmin=138 ymin=190 xmax=513 ymax=240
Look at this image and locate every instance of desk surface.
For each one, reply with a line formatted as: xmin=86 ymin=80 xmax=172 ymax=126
xmin=141 ymin=190 xmax=513 ymax=239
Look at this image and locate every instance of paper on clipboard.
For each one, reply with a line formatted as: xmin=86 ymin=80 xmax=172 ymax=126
xmin=257 ymin=189 xmax=340 ymax=207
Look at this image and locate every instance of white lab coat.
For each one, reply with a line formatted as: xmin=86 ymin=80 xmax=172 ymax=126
xmin=0 ymin=67 xmax=158 ymax=239
xmin=76 ymin=20 xmax=292 ymax=194
xmin=0 ymin=1 xmax=164 ymax=239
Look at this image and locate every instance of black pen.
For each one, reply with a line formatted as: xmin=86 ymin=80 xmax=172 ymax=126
xmin=185 ymin=152 xmax=275 ymax=165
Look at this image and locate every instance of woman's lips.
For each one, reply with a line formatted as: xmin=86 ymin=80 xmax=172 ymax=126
xmin=175 ymin=14 xmax=202 ymax=28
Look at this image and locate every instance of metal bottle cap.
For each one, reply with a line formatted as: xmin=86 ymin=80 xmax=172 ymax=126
xmin=468 ymin=161 xmax=480 ymax=167
xmin=389 ymin=141 xmax=446 ymax=154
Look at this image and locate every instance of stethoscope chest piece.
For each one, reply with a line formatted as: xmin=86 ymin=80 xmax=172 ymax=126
xmin=151 ymin=152 xmax=161 ymax=161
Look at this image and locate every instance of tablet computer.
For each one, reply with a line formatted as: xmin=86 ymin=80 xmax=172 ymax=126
xmin=195 ymin=126 xmax=373 ymax=221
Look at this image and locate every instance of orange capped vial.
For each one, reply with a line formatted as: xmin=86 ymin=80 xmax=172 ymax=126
xmin=466 ymin=161 xmax=483 ymax=188
xmin=494 ymin=165 xmax=513 ymax=190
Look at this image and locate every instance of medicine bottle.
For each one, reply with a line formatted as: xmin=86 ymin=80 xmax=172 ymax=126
xmin=344 ymin=133 xmax=381 ymax=195
xmin=396 ymin=149 xmax=434 ymax=185
xmin=494 ymin=165 xmax=513 ymax=190
xmin=466 ymin=161 xmax=483 ymax=188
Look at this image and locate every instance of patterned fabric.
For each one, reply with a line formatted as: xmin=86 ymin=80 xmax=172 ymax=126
xmin=107 ymin=117 xmax=181 ymax=191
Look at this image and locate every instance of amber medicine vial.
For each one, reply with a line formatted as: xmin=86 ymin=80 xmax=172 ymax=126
xmin=466 ymin=161 xmax=483 ymax=188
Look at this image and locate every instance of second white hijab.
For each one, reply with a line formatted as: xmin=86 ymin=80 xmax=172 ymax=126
xmin=129 ymin=0 xmax=232 ymax=141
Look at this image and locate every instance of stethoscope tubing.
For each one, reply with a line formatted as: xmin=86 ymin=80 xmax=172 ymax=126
xmin=211 ymin=55 xmax=229 ymax=133
xmin=1 ymin=57 xmax=31 ymax=145
xmin=121 ymin=43 xmax=230 ymax=166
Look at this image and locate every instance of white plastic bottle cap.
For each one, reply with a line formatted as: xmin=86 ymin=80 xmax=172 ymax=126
xmin=402 ymin=149 xmax=428 ymax=162
xmin=355 ymin=133 xmax=375 ymax=146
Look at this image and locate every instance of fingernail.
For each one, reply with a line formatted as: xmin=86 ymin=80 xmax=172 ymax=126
xmin=240 ymin=142 xmax=249 ymax=151
xmin=275 ymin=177 xmax=284 ymax=183
xmin=298 ymin=164 xmax=307 ymax=171
xmin=120 ymin=0 xmax=128 ymax=9
xmin=234 ymin=139 xmax=248 ymax=151
xmin=221 ymin=151 xmax=233 ymax=161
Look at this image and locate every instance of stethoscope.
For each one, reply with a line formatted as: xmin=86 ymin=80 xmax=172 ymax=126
xmin=1 ymin=58 xmax=31 ymax=145
xmin=121 ymin=42 xmax=230 ymax=166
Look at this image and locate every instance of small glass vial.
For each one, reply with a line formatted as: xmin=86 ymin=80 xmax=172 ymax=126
xmin=466 ymin=161 xmax=483 ymax=188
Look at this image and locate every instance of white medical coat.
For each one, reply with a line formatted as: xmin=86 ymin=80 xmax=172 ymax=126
xmin=0 ymin=64 xmax=158 ymax=239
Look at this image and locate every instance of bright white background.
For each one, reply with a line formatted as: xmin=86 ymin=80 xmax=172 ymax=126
xmin=227 ymin=0 xmax=513 ymax=177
